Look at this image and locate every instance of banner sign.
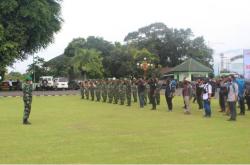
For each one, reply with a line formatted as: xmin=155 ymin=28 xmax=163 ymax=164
xmin=243 ymin=49 xmax=250 ymax=80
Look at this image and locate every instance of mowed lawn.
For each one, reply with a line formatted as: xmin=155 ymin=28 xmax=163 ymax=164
xmin=0 ymin=95 xmax=250 ymax=163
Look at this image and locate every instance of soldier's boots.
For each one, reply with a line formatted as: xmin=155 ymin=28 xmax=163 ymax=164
xmin=23 ymin=119 xmax=31 ymax=125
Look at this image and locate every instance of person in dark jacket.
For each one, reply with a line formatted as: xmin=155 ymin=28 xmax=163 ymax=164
xmin=165 ymin=79 xmax=175 ymax=111
xmin=195 ymin=79 xmax=203 ymax=110
xmin=218 ymin=77 xmax=227 ymax=112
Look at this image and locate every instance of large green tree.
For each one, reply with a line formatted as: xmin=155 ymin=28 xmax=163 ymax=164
xmin=105 ymin=44 xmax=134 ymax=78
xmin=0 ymin=0 xmax=62 ymax=71
xmin=124 ymin=22 xmax=213 ymax=68
xmin=44 ymin=54 xmax=71 ymax=77
xmin=64 ymin=36 xmax=114 ymax=77
xmin=71 ymin=49 xmax=104 ymax=79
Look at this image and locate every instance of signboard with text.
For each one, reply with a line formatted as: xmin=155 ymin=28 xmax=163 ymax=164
xmin=243 ymin=49 xmax=250 ymax=80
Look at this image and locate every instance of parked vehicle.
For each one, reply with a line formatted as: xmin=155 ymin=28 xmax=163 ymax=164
xmin=68 ymin=80 xmax=80 ymax=90
xmin=53 ymin=77 xmax=69 ymax=90
xmin=37 ymin=76 xmax=54 ymax=90
xmin=0 ymin=80 xmax=22 ymax=91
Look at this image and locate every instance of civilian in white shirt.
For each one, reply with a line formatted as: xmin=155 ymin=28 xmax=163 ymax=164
xmin=202 ymin=78 xmax=212 ymax=117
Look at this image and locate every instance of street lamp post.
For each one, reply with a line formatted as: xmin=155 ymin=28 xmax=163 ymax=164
xmin=137 ymin=57 xmax=154 ymax=79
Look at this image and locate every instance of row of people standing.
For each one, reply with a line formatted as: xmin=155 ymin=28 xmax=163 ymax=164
xmin=217 ymin=75 xmax=246 ymax=121
xmin=191 ymin=75 xmax=246 ymax=121
xmin=79 ymin=78 xmax=162 ymax=109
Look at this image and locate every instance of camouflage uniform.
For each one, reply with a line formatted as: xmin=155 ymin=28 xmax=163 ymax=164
xmin=90 ymin=81 xmax=95 ymax=101
xmin=95 ymin=81 xmax=101 ymax=102
xmin=126 ymin=80 xmax=132 ymax=106
xmin=85 ymin=81 xmax=90 ymax=100
xmin=102 ymin=81 xmax=108 ymax=102
xmin=108 ymin=81 xmax=113 ymax=103
xmin=155 ymin=81 xmax=161 ymax=105
xmin=23 ymin=82 xmax=33 ymax=124
xmin=113 ymin=81 xmax=119 ymax=104
xmin=119 ymin=81 xmax=126 ymax=105
xmin=80 ymin=81 xmax=85 ymax=99
xmin=132 ymin=82 xmax=138 ymax=102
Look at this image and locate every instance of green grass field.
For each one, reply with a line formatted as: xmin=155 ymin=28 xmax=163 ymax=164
xmin=0 ymin=95 xmax=250 ymax=163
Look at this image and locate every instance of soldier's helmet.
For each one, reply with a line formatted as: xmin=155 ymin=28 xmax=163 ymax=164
xmin=25 ymin=76 xmax=32 ymax=81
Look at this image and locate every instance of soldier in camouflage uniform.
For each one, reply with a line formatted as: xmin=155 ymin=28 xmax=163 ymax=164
xmin=23 ymin=76 xmax=33 ymax=125
xmin=101 ymin=80 xmax=108 ymax=102
xmin=80 ymin=81 xmax=85 ymax=99
xmin=95 ymin=80 xmax=101 ymax=102
xmin=90 ymin=81 xmax=95 ymax=101
xmin=132 ymin=80 xmax=138 ymax=103
xmin=155 ymin=78 xmax=161 ymax=105
xmin=126 ymin=80 xmax=132 ymax=106
xmin=113 ymin=80 xmax=119 ymax=104
xmin=119 ymin=80 xmax=126 ymax=105
xmin=85 ymin=81 xmax=90 ymax=100
xmin=108 ymin=80 xmax=113 ymax=103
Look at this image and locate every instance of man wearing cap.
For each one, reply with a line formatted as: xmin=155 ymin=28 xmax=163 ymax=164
xmin=23 ymin=76 xmax=33 ymax=125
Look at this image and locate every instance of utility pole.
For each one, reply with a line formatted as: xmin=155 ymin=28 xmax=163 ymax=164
xmin=33 ymin=54 xmax=35 ymax=83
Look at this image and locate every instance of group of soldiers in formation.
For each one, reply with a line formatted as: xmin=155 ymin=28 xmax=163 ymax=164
xmin=21 ymin=73 xmax=249 ymax=125
xmin=79 ymin=78 xmax=162 ymax=109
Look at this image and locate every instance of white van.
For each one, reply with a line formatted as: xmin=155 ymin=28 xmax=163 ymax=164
xmin=39 ymin=76 xmax=54 ymax=90
xmin=53 ymin=77 xmax=69 ymax=90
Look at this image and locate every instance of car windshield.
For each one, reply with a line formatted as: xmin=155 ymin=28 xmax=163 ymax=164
xmin=59 ymin=78 xmax=68 ymax=82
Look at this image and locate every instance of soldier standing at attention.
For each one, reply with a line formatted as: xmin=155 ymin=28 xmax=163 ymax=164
xmin=90 ymin=81 xmax=95 ymax=101
xmin=80 ymin=81 xmax=85 ymax=99
xmin=95 ymin=80 xmax=101 ymax=102
xmin=114 ymin=80 xmax=119 ymax=104
xmin=23 ymin=76 xmax=33 ymax=125
xmin=149 ymin=78 xmax=157 ymax=110
xmin=119 ymin=80 xmax=126 ymax=105
xmin=102 ymin=80 xmax=108 ymax=102
xmin=85 ymin=81 xmax=90 ymax=100
xmin=108 ymin=80 xmax=113 ymax=103
xmin=126 ymin=79 xmax=132 ymax=106
xmin=155 ymin=78 xmax=161 ymax=105
xmin=132 ymin=80 xmax=138 ymax=102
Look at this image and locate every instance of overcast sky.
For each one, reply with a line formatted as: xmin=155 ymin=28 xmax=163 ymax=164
xmin=10 ymin=0 xmax=250 ymax=74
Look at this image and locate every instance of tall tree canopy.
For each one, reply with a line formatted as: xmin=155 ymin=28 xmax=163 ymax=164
xmin=0 ymin=0 xmax=63 ymax=71
xmin=124 ymin=22 xmax=213 ymax=67
xmin=47 ymin=22 xmax=214 ymax=79
xmin=71 ymin=49 xmax=104 ymax=79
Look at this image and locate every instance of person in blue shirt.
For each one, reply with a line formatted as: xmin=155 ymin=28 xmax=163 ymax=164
xmin=235 ymin=76 xmax=246 ymax=115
